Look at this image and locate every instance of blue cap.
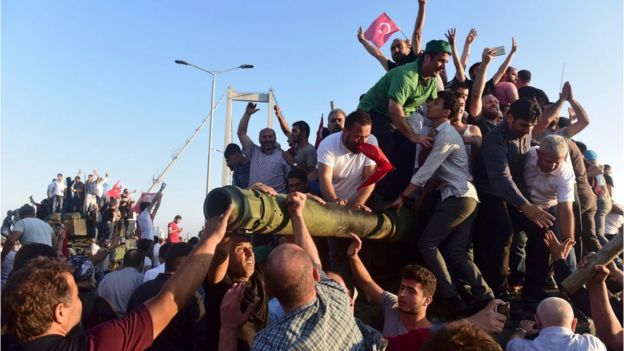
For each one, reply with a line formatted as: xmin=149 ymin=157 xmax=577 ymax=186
xmin=584 ymin=150 xmax=598 ymax=161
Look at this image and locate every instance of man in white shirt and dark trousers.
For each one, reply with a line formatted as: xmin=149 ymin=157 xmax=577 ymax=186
xmin=507 ymin=296 xmax=606 ymax=351
xmin=388 ymin=91 xmax=493 ymax=316
xmin=51 ymin=173 xmax=67 ymax=213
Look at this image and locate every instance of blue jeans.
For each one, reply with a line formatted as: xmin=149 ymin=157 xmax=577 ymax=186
xmin=52 ymin=195 xmax=64 ymax=213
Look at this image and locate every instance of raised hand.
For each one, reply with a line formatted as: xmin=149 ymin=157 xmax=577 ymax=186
xmin=245 ymin=102 xmax=260 ymax=116
xmin=220 ymin=282 xmax=255 ymax=329
xmin=560 ymin=81 xmax=572 ymax=101
xmin=347 ymin=233 xmax=363 ymax=257
xmin=204 ymin=204 xmax=232 ymax=244
xmin=519 ymin=320 xmax=539 ymax=336
xmin=274 ymin=104 xmax=283 ymax=117
xmin=445 ymin=28 xmax=456 ymax=46
xmin=286 ymin=191 xmax=307 ymax=218
xmin=543 ymin=231 xmax=576 ymax=261
xmin=465 ymin=28 xmax=478 ymax=44
xmin=357 ymin=26 xmax=365 ymax=42
xmin=510 ymin=37 xmax=518 ymax=54
xmin=482 ymin=47 xmax=497 ymax=64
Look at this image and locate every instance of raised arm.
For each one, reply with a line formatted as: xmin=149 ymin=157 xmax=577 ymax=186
xmin=1 ymin=230 xmax=23 ymax=260
xmin=204 ymin=237 xmax=233 ymax=285
xmin=411 ymin=0 xmax=427 ymax=55
xmin=347 ymin=234 xmax=384 ymax=305
xmin=273 ymin=105 xmax=291 ymax=137
xmin=445 ymin=28 xmax=465 ymax=82
xmin=534 ymin=82 xmax=569 ymax=136
xmin=237 ymin=102 xmax=260 ymax=150
xmin=565 ymin=84 xmax=590 ymax=137
xmin=491 ymin=37 xmax=517 ymax=85
xmin=588 ymin=265 xmax=623 ymax=351
xmin=357 ymin=27 xmax=390 ymax=71
xmin=460 ymin=28 xmax=477 ymax=71
xmin=144 ymin=205 xmax=231 ymax=339
xmin=287 ymin=192 xmax=322 ymax=268
xmin=468 ymin=48 xmax=496 ymax=117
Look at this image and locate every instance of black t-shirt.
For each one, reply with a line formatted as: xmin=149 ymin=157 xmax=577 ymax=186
xmin=386 ymin=49 xmax=419 ymax=70
xmin=204 ymin=268 xmax=268 ymax=351
xmin=518 ymin=86 xmax=550 ymax=106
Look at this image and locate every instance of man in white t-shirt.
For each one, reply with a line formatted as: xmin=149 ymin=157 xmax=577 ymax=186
xmin=137 ymin=191 xmax=163 ymax=241
xmin=51 ymin=173 xmax=67 ymax=213
xmin=524 ymin=134 xmax=576 ymax=269
xmin=1 ymin=205 xmax=53 ymax=260
xmin=317 ymin=110 xmax=377 ymax=278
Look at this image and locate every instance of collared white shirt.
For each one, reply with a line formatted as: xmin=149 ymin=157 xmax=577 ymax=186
xmin=506 ymin=326 xmax=606 ymax=351
xmin=53 ymin=180 xmax=66 ymax=196
xmin=524 ymin=147 xmax=575 ymax=208
xmin=143 ymin=264 xmax=165 ymax=282
xmin=410 ymin=121 xmax=478 ymax=202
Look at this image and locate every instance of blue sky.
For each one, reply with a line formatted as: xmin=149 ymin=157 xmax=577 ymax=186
xmin=2 ymin=1 xmax=623 ymax=238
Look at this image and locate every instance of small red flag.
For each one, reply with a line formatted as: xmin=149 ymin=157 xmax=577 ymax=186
xmin=364 ymin=12 xmax=400 ymax=48
xmin=356 ymin=143 xmax=395 ymax=190
xmin=106 ymin=180 xmax=123 ymax=199
xmin=314 ymin=114 xmax=324 ymax=149
xmin=131 ymin=192 xmax=157 ymax=213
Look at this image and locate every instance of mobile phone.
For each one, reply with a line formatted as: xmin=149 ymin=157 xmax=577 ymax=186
xmin=492 ymin=46 xmax=506 ymax=56
xmin=496 ymin=302 xmax=511 ymax=318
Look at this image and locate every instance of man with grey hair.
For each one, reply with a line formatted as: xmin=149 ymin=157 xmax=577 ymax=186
xmin=237 ymin=102 xmax=290 ymax=193
xmin=524 ymin=134 xmax=576 ymax=267
xmin=507 ymin=296 xmax=606 ymax=350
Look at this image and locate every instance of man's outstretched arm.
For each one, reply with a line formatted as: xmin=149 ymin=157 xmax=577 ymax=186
xmin=357 ymin=27 xmax=390 ymax=71
xmin=347 ymin=234 xmax=384 ymax=305
xmin=287 ymin=192 xmax=322 ymax=268
xmin=411 ymin=0 xmax=427 ymax=55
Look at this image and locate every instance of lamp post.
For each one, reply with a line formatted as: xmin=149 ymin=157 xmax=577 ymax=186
xmin=175 ymin=60 xmax=253 ymax=194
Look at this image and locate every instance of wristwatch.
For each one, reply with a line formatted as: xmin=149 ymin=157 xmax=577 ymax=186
xmin=513 ymin=328 xmax=527 ymax=338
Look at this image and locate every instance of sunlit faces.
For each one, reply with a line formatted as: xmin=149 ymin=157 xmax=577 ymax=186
xmin=481 ymin=94 xmax=500 ymax=118
xmin=342 ymin=123 xmax=371 ymax=153
xmin=507 ymin=116 xmax=536 ymax=138
xmin=506 ymin=67 xmax=518 ymax=84
xmin=422 ymin=52 xmax=450 ymax=77
xmin=397 ymin=279 xmax=432 ymax=315
xmin=259 ymin=128 xmax=277 ymax=152
xmin=390 ymin=39 xmax=411 ymax=63
xmin=425 ymin=97 xmax=452 ymax=120
xmin=537 ymin=149 xmax=565 ymax=174
xmin=229 ymin=241 xmax=255 ymax=279
xmin=287 ymin=178 xmax=307 ymax=194
xmin=328 ymin=113 xmax=345 ymax=133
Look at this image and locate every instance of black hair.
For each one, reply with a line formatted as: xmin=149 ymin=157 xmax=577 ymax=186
xmin=136 ymin=238 xmax=152 ymax=254
xmin=345 ymin=110 xmax=372 ymax=130
xmin=509 ymin=98 xmax=541 ymax=124
xmin=164 ymin=243 xmax=193 ymax=272
xmin=122 ymin=249 xmax=145 ymax=269
xmin=292 ymin=121 xmax=311 ymax=138
xmin=139 ymin=202 xmax=150 ymax=212
xmin=174 ymin=215 xmax=182 ymax=221
xmin=224 ymin=143 xmax=243 ymax=158
xmin=437 ymin=91 xmax=460 ymax=119
xmin=187 ymin=237 xmax=199 ymax=246
xmin=287 ymin=167 xmax=308 ymax=182
xmin=18 ymin=205 xmax=36 ymax=218
xmin=449 ymin=80 xmax=470 ymax=91
xmin=13 ymin=244 xmax=58 ymax=272
xmin=518 ymin=69 xmax=531 ymax=83
xmin=468 ymin=62 xmax=481 ymax=78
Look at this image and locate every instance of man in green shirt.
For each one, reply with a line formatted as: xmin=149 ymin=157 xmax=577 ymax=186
xmin=357 ymin=39 xmax=451 ymax=201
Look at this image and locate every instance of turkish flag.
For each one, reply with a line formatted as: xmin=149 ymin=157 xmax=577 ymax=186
xmin=131 ymin=192 xmax=157 ymax=214
xmin=364 ymin=12 xmax=400 ymax=48
xmin=357 ymin=143 xmax=395 ymax=190
xmin=106 ymin=180 xmax=122 ymax=199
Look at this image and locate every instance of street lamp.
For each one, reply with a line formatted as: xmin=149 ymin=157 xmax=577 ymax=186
xmin=175 ymin=60 xmax=253 ymax=194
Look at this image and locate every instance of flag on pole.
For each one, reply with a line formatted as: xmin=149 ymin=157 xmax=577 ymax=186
xmin=314 ymin=114 xmax=324 ymax=149
xmin=364 ymin=12 xmax=400 ymax=48
xmin=356 ymin=143 xmax=395 ymax=190
xmin=131 ymin=192 xmax=157 ymax=214
xmin=106 ymin=180 xmax=122 ymax=199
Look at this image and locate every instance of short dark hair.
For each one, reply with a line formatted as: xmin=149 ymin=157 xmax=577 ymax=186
xmin=18 ymin=205 xmax=35 ymax=218
xmin=158 ymin=243 xmax=172 ymax=259
xmin=164 ymin=243 xmax=193 ymax=272
xmin=421 ymin=321 xmax=502 ymax=351
xmin=468 ymin=62 xmax=481 ymax=77
xmin=122 ymin=249 xmax=145 ymax=269
xmin=224 ymin=143 xmax=243 ymax=158
xmin=187 ymin=237 xmax=199 ymax=246
xmin=136 ymin=238 xmax=152 ymax=254
xmin=509 ymin=98 xmax=541 ymax=124
xmin=2 ymin=258 xmax=73 ymax=342
xmin=575 ymin=140 xmax=588 ymax=154
xmin=345 ymin=110 xmax=372 ymax=130
xmin=449 ymin=80 xmax=470 ymax=92
xmin=13 ymin=243 xmax=58 ymax=273
xmin=401 ymin=264 xmax=437 ymax=297
xmin=292 ymin=121 xmax=311 ymax=138
xmin=287 ymin=167 xmax=308 ymax=182
xmin=604 ymin=164 xmax=611 ymax=171
xmin=518 ymin=69 xmax=531 ymax=83
xmin=436 ymin=91 xmax=460 ymax=119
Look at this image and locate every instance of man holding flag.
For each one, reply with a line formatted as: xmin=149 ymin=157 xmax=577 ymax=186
xmin=357 ymin=0 xmax=427 ymax=72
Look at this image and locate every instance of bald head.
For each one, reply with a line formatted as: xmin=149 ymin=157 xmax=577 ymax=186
xmin=265 ymin=244 xmax=317 ymax=311
xmin=536 ymin=297 xmax=575 ymax=328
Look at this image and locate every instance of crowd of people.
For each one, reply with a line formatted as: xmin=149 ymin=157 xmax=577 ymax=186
xmin=2 ymin=0 xmax=623 ymax=350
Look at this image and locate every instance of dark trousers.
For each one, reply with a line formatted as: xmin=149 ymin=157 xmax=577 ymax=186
xmin=418 ymin=196 xmax=492 ymax=300
xmin=368 ymin=110 xmax=415 ymax=201
xmin=474 ymin=192 xmax=550 ymax=296
xmin=577 ymin=183 xmax=601 ymax=254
